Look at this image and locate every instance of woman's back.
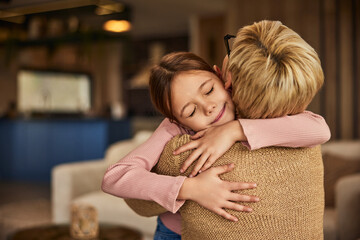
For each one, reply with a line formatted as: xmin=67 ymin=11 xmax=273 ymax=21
xmin=156 ymin=134 xmax=324 ymax=240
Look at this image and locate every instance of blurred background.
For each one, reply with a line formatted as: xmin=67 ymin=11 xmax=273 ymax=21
xmin=0 ymin=0 xmax=359 ymax=140
xmin=0 ymin=0 xmax=359 ymax=239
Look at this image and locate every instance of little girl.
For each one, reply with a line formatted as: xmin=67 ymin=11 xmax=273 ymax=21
xmin=102 ymin=52 xmax=330 ymax=239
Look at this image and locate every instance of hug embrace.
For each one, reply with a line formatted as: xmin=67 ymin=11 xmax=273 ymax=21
xmin=102 ymin=20 xmax=330 ymax=240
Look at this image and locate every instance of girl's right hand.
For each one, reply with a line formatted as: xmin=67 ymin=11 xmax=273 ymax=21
xmin=177 ymin=163 xmax=259 ymax=222
xmin=174 ymin=120 xmax=246 ymax=177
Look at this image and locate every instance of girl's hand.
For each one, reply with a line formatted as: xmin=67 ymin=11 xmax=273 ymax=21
xmin=174 ymin=120 xmax=246 ymax=177
xmin=178 ymin=163 xmax=259 ymax=222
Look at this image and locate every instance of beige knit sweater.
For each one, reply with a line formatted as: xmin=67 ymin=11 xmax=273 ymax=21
xmin=125 ymin=134 xmax=324 ymax=240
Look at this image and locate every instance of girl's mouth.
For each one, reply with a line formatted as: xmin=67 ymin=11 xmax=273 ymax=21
xmin=211 ymin=104 xmax=226 ymax=124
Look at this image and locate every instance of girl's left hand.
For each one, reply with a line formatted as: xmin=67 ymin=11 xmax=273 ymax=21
xmin=174 ymin=120 xmax=246 ymax=177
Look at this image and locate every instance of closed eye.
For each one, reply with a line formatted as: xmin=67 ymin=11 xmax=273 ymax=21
xmin=188 ymin=106 xmax=197 ymax=118
xmin=206 ymin=86 xmax=214 ymax=95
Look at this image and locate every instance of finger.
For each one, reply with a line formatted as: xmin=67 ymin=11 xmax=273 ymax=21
xmin=210 ymin=163 xmax=235 ymax=176
xmin=214 ymin=208 xmax=238 ymax=222
xmin=190 ymin=130 xmax=206 ymax=140
xmin=228 ymin=181 xmax=257 ymax=190
xmin=228 ymin=193 xmax=260 ymax=202
xmin=190 ymin=152 xmax=211 ymax=177
xmin=180 ymin=150 xmax=202 ymax=173
xmin=173 ymin=141 xmax=198 ymax=155
xmin=224 ymin=202 xmax=252 ymax=213
xmin=200 ymin=154 xmax=219 ymax=173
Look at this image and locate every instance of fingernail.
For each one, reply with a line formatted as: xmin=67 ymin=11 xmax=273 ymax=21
xmin=253 ymin=183 xmax=257 ymax=187
xmin=189 ymin=174 xmax=193 ymax=178
xmin=255 ymin=197 xmax=260 ymax=201
xmin=246 ymin=208 xmax=253 ymax=212
xmin=233 ymin=218 xmax=238 ymax=222
xmin=180 ymin=169 xmax=184 ymax=173
xmin=198 ymin=170 xmax=202 ymax=173
xmin=173 ymin=151 xmax=176 ymax=155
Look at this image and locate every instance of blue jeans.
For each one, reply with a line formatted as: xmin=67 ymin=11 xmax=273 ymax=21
xmin=154 ymin=217 xmax=181 ymax=240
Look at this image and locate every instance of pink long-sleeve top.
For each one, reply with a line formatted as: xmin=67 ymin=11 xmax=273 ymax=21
xmin=102 ymin=111 xmax=331 ymax=235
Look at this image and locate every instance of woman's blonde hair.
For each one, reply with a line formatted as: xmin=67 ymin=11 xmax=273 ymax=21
xmin=228 ymin=20 xmax=324 ymax=119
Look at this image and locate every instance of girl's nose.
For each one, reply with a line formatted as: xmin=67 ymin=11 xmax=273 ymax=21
xmin=205 ymin=102 xmax=216 ymax=115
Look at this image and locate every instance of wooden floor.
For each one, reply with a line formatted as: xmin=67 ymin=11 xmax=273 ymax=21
xmin=0 ymin=181 xmax=50 ymax=205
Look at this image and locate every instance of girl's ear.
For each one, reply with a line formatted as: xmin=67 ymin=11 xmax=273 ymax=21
xmin=213 ymin=64 xmax=232 ymax=90
xmin=213 ymin=65 xmax=222 ymax=80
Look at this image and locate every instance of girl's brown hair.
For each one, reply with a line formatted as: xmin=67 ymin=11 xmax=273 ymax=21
xmin=149 ymin=52 xmax=216 ymax=121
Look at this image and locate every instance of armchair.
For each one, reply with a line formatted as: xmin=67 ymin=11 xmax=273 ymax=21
xmin=51 ymin=131 xmax=157 ymax=239
xmin=322 ymin=140 xmax=360 ymax=240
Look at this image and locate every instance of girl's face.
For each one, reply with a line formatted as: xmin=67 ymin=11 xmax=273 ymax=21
xmin=171 ymin=70 xmax=235 ymax=132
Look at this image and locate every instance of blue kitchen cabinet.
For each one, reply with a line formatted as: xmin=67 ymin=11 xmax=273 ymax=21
xmin=0 ymin=119 xmax=131 ymax=181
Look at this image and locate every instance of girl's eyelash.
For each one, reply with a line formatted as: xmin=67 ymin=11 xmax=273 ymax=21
xmin=189 ymin=106 xmax=196 ymax=117
xmin=206 ymin=86 xmax=214 ymax=95
xmin=186 ymin=84 xmax=213 ymax=118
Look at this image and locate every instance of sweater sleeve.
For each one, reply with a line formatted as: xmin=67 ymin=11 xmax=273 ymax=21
xmin=101 ymin=118 xmax=186 ymax=213
xmin=239 ymin=111 xmax=331 ymax=150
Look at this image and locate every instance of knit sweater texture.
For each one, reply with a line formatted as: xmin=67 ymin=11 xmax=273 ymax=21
xmin=126 ymin=134 xmax=324 ymax=239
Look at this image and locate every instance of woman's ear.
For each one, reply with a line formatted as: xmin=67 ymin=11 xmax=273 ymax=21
xmin=224 ymin=71 xmax=232 ymax=89
xmin=221 ymin=55 xmax=232 ymax=89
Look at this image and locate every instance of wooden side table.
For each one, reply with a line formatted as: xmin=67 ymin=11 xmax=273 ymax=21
xmin=8 ymin=224 xmax=142 ymax=240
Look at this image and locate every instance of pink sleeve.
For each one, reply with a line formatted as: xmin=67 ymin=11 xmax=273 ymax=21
xmin=101 ymin=118 xmax=186 ymax=213
xmin=239 ymin=111 xmax=331 ymax=150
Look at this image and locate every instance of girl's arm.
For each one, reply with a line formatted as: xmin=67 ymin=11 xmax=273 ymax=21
xmin=102 ymin=118 xmax=186 ymax=213
xmin=240 ymin=110 xmax=331 ymax=150
xmin=176 ymin=111 xmax=331 ymax=177
xmin=125 ymin=163 xmax=259 ymax=222
xmin=102 ymin=118 xmax=257 ymax=216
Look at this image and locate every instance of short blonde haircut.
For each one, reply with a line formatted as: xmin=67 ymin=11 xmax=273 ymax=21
xmin=228 ymin=20 xmax=324 ymax=119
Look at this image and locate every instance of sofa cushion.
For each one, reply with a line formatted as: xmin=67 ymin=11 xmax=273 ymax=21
xmin=105 ymin=131 xmax=153 ymax=165
xmin=73 ymin=191 xmax=157 ymax=239
xmin=321 ymin=141 xmax=360 ymax=160
xmin=323 ymin=153 xmax=360 ymax=207
xmin=323 ymin=208 xmax=337 ymax=240
xmin=321 ymin=141 xmax=360 ymax=207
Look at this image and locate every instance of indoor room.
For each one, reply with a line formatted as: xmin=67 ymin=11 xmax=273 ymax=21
xmin=0 ymin=0 xmax=359 ymax=239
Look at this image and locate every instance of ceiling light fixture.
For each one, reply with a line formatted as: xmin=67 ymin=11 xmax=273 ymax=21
xmin=103 ymin=20 xmax=130 ymax=33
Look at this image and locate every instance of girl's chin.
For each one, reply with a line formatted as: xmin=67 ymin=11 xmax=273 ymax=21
xmin=221 ymin=115 xmax=234 ymax=125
